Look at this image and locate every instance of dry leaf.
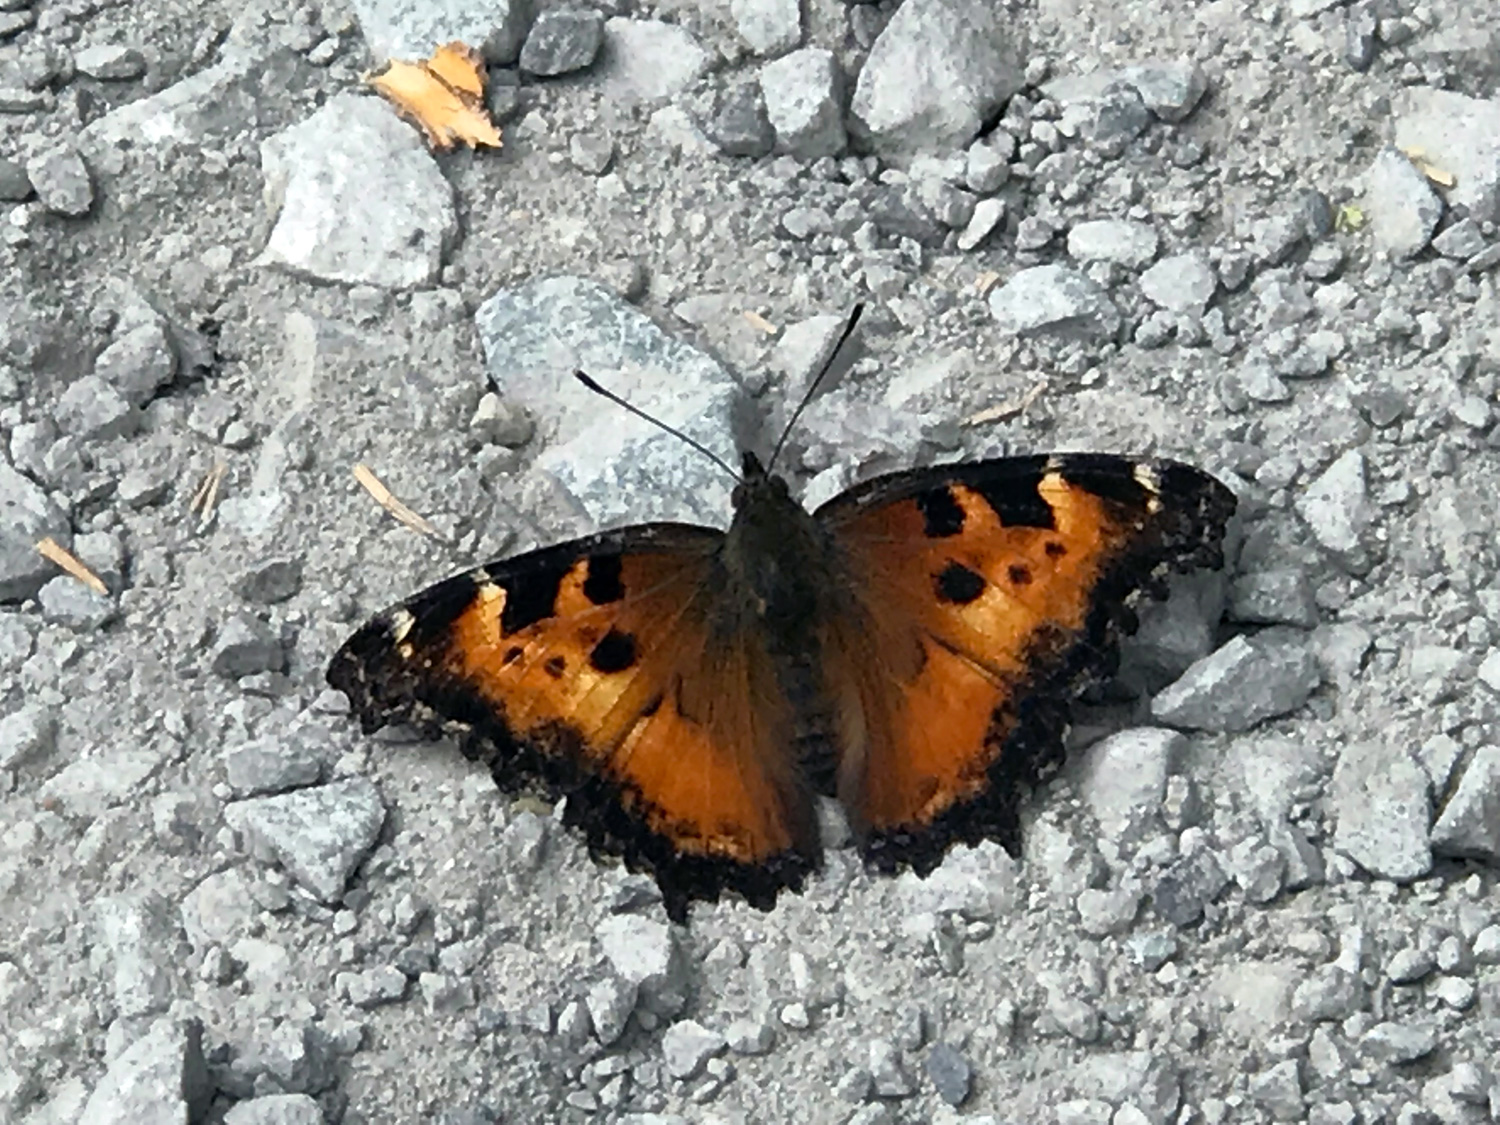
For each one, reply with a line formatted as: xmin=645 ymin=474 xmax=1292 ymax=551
xmin=367 ymin=41 xmax=503 ymax=152
xmin=1336 ymin=204 xmax=1366 ymax=233
xmin=353 ymin=463 xmax=443 ymax=539
xmin=36 ymin=537 xmax=108 ymax=595
xmin=973 ymin=270 xmax=1001 ymax=297
xmin=742 ymin=310 xmax=778 ymax=335
xmin=1398 ymin=145 xmax=1456 ymax=188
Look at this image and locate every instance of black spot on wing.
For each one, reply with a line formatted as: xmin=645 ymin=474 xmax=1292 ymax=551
xmin=582 ymin=554 xmax=625 ymax=605
xmin=969 ymin=478 xmax=1056 ymax=529
xmin=935 ymin=562 xmax=986 ymax=604
xmin=915 ymin=487 xmax=965 ymax=537
xmin=589 ymin=628 xmax=638 ymax=673
xmin=543 ymin=655 xmax=566 ymax=678
xmin=1008 ymin=564 xmax=1033 ymax=586
xmin=499 ymin=556 xmax=573 ymax=635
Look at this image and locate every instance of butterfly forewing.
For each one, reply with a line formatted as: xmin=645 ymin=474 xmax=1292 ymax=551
xmin=814 ymin=454 xmax=1236 ymax=874
xmin=327 ymin=523 xmax=821 ymax=921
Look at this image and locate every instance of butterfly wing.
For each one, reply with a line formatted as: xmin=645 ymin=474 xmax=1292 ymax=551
xmin=327 ymin=524 xmax=821 ymax=921
xmin=814 ymin=454 xmax=1236 ymax=873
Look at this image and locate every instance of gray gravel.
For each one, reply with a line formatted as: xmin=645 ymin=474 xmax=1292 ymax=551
xmin=5 ymin=0 xmax=1500 ymax=1121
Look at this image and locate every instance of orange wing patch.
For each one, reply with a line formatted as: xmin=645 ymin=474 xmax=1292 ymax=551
xmin=817 ymin=455 xmax=1233 ymax=872
xmin=327 ymin=528 xmax=819 ymax=920
xmin=367 ymin=41 xmax=503 ymax=151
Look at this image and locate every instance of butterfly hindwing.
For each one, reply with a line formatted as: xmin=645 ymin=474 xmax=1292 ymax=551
xmin=814 ymin=454 xmax=1236 ymax=873
xmin=327 ymin=524 xmax=821 ymax=921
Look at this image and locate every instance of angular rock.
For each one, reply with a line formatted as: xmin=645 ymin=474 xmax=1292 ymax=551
xmin=731 ymin=0 xmax=801 ymax=56
xmin=27 ymin=146 xmax=93 ymax=217
xmin=1229 ymin=569 xmax=1319 ymax=627
xmin=988 ymin=264 xmax=1119 ymax=338
xmin=595 ymin=914 xmax=682 ymax=1016
xmin=80 ymin=53 xmax=267 ymax=156
xmin=1249 ymin=1059 xmax=1304 ymax=1121
xmin=223 ymin=732 xmax=326 ymax=796
xmin=1066 ymin=219 xmax=1160 ymax=268
xmin=38 ymin=577 xmax=117 ymax=631
xmin=518 ymin=8 xmax=603 ymax=76
xmin=54 ymin=375 xmax=138 ymax=440
xmin=94 ymin=322 xmax=176 ymax=407
xmin=259 ymin=94 xmax=455 ymax=289
xmin=211 ymin=614 xmax=285 ymax=678
xmin=0 ymin=704 xmax=56 ymax=769
xmin=661 ymin=1019 xmax=726 ymax=1079
xmin=1392 ymin=88 xmax=1500 ymax=222
xmin=1153 ymin=850 xmax=1230 ymax=927
xmin=850 ymin=0 xmax=1025 ymax=156
xmin=1331 ymin=741 xmax=1432 ymax=882
xmin=703 ymin=79 xmax=775 ymax=158
xmin=1431 ymin=744 xmax=1500 ymax=862
xmin=926 ymin=1042 xmax=972 ymax=1107
xmin=224 ymin=778 xmax=386 ymax=902
xmin=1121 ymin=60 xmax=1209 ymax=122
xmin=350 ymin=0 xmax=534 ymax=64
xmin=1363 ymin=146 xmax=1442 ymax=257
xmin=760 ymin=47 xmax=846 ymax=159
xmin=1139 ymin=251 xmax=1217 ymax=315
xmin=1362 ymin=1020 xmax=1437 ymax=1064
xmin=224 ymin=1094 xmax=325 ymax=1125
xmin=474 ymin=276 xmax=739 ymax=528
xmin=586 ymin=976 xmax=636 ymax=1045
xmin=75 ymin=44 xmax=148 ymax=81
xmin=1297 ymin=450 xmax=1372 ymax=571
xmin=235 ymin=557 xmax=304 ymax=604
xmin=1076 ymin=727 xmax=1186 ymax=839
xmin=1152 ymin=632 xmax=1321 ymax=733
xmin=600 ymin=18 xmax=710 ymax=103
xmin=868 ymin=1038 xmax=915 ymax=1098
xmin=0 ymin=459 xmax=71 ymax=603
xmin=78 ymin=1018 xmax=211 ymax=1125
xmin=95 ymin=895 xmax=179 ymax=1018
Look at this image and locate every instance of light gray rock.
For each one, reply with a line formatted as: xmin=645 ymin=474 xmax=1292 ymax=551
xmin=1075 ymin=887 xmax=1141 ymax=937
xmin=1120 ymin=60 xmax=1209 ymax=122
xmin=224 ymin=778 xmax=386 ymax=902
xmin=1139 ymin=251 xmax=1217 ymax=314
xmin=956 ymin=197 xmax=1005 ymax=251
xmin=1066 ymin=219 xmax=1160 ymax=267
xmin=1432 ymin=218 xmax=1487 ymax=259
xmin=1044 ymin=78 xmax=1152 ymax=157
xmin=518 ymin=9 xmax=603 ymax=77
xmin=661 ymin=1019 xmax=727 ymax=1079
xmin=595 ymin=914 xmax=682 ymax=1016
xmin=339 ymin=965 xmax=409 ymax=1008
xmin=1226 ymin=837 xmax=1286 ymax=904
xmin=1291 ymin=967 xmax=1361 ymax=1022
xmin=1393 ymin=87 xmax=1500 ymax=222
xmin=586 ymin=976 xmax=636 ymax=1045
xmin=600 ymin=18 xmax=710 ymax=103
xmin=27 ymin=146 xmax=93 ymax=217
xmin=0 ymin=704 xmax=55 ymax=769
xmin=725 ymin=1017 xmax=775 ymax=1055
xmin=179 ymin=867 xmax=259 ymax=951
xmin=80 ymin=52 xmax=265 ymax=156
xmin=350 ymin=0 xmax=534 ymax=64
xmin=1297 ymin=450 xmax=1372 ymax=571
xmin=1331 ymin=741 xmax=1432 ymax=882
xmin=223 ymin=732 xmax=326 ymax=796
xmin=258 ymin=94 xmax=455 ymax=289
xmin=224 ymin=1094 xmax=325 ymax=1125
xmin=850 ymin=0 xmax=1025 ymax=157
xmin=731 ymin=0 xmax=801 ymax=56
xmin=988 ymin=264 xmax=1119 ymax=338
xmin=75 ymin=44 xmax=147 ymax=80
xmin=94 ymin=322 xmax=176 ymax=407
xmin=1249 ymin=1059 xmax=1304 ymax=1121
xmin=95 ymin=895 xmax=179 ymax=1018
xmin=78 ymin=1018 xmax=211 ymax=1125
xmin=474 ymin=276 xmax=739 ymax=528
xmin=1152 ymin=632 xmax=1321 ymax=733
xmin=1076 ymin=727 xmax=1185 ymax=838
xmin=0 ymin=458 xmax=71 ymax=602
xmin=38 ymin=576 xmax=117 ymax=630
xmin=1229 ymin=569 xmax=1319 ymax=627
xmin=211 ymin=614 xmax=285 ymax=678
xmin=1362 ymin=1020 xmax=1437 ymax=1064
xmin=760 ymin=48 xmax=846 ymax=158
xmin=1363 ymin=146 xmax=1443 ymax=257
xmin=1431 ymin=744 xmax=1500 ymax=862
xmin=55 ymin=374 xmax=138 ymax=440
xmin=868 ymin=1038 xmax=915 ymax=1098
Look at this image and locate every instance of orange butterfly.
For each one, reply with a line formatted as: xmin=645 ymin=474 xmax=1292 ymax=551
xmin=327 ymin=310 xmax=1235 ymax=922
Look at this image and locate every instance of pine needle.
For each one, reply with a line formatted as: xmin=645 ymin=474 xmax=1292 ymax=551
xmin=353 ymin=463 xmax=442 ymax=539
xmin=36 ymin=537 xmax=108 ymax=595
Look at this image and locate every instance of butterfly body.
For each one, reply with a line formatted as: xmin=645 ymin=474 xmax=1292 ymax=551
xmin=329 ymin=450 xmax=1235 ymax=921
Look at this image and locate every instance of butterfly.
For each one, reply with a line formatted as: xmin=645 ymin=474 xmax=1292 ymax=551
xmin=327 ymin=311 xmax=1236 ymax=922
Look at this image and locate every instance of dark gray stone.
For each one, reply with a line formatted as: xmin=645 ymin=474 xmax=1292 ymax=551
xmin=926 ymin=1043 xmax=972 ymax=1106
xmin=704 ymin=79 xmax=774 ymax=158
xmin=519 ymin=9 xmax=603 ymax=77
xmin=1153 ymin=850 xmax=1230 ymax=926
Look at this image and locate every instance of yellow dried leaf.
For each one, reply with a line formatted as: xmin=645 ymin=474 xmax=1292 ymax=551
xmin=1336 ymin=205 xmax=1366 ymax=232
xmin=367 ymin=41 xmax=502 ymax=152
xmin=1398 ymin=145 xmax=1456 ymax=188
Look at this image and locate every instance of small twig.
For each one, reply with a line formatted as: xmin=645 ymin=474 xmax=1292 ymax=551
xmin=742 ymin=309 xmax=778 ymax=335
xmin=963 ymin=380 xmax=1048 ymax=427
xmin=353 ymin=463 xmax=442 ymax=539
xmin=189 ymin=461 xmax=227 ymax=529
xmin=36 ymin=537 xmax=108 ymax=595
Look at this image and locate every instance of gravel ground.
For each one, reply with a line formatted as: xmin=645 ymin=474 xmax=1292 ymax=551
xmin=4 ymin=0 xmax=1500 ymax=1122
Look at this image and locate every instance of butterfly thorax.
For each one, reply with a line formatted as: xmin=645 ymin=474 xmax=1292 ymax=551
xmin=718 ymin=452 xmax=840 ymax=653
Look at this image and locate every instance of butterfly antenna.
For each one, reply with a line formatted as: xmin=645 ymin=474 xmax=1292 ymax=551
xmin=573 ymin=371 xmax=742 ymax=482
xmin=767 ymin=303 xmax=865 ymax=472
